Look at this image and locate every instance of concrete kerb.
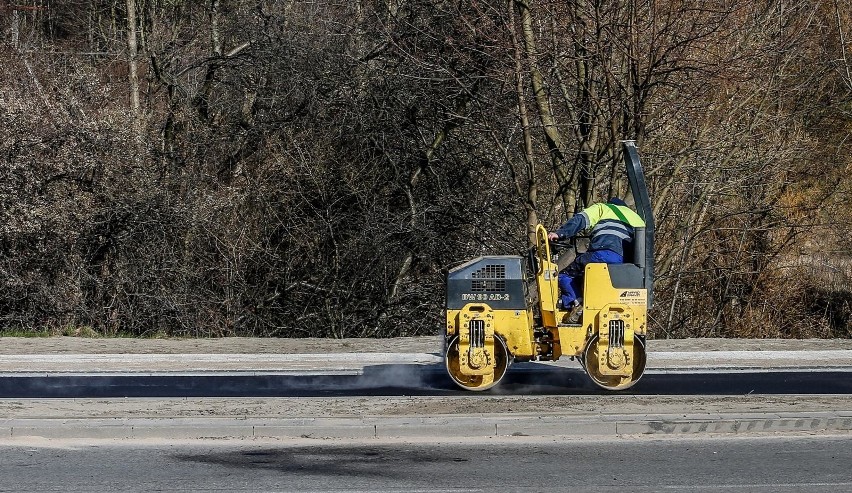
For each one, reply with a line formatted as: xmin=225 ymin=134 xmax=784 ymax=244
xmin=1 ymin=413 xmax=851 ymax=440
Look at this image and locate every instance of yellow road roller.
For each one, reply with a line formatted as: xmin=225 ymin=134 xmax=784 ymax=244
xmin=444 ymin=141 xmax=654 ymax=391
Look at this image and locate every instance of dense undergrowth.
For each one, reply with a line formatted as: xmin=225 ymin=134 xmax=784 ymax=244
xmin=1 ymin=1 xmax=851 ymax=338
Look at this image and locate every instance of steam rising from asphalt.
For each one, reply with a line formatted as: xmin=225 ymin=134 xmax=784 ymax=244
xmin=341 ymin=357 xmax=593 ymax=395
xmin=1 ymin=353 xmax=598 ymax=398
xmin=353 ymin=363 xmax=442 ymax=391
xmin=344 ymin=360 xmax=593 ymax=395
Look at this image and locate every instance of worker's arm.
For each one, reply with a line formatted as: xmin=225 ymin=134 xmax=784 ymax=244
xmin=548 ymin=203 xmax=616 ymax=241
xmin=550 ymin=211 xmax=589 ymax=241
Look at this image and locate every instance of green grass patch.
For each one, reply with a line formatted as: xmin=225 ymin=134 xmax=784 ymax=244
xmin=0 ymin=327 xmax=55 ymax=338
xmin=0 ymin=326 xmax=186 ymax=339
xmin=0 ymin=325 xmax=103 ymax=338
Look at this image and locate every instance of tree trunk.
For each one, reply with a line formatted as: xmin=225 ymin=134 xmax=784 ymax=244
xmin=509 ymin=0 xmax=539 ymax=245
xmin=126 ymin=0 xmax=142 ymax=147
xmin=514 ymin=0 xmax=574 ymax=215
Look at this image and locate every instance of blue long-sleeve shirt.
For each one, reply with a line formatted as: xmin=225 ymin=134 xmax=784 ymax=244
xmin=555 ymin=203 xmax=646 ymax=257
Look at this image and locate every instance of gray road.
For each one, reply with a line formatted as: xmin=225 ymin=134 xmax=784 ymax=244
xmin=0 ymin=337 xmax=850 ymax=440
xmin=1 ymin=435 xmax=850 ymax=492
xmin=0 ymin=337 xmax=850 ymax=491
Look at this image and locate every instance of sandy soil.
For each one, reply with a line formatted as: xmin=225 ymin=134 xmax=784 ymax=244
xmin=2 ymin=394 xmax=850 ymax=420
xmin=1 ymin=336 xmax=851 ymax=355
xmin=0 ymin=336 xmax=444 ymax=354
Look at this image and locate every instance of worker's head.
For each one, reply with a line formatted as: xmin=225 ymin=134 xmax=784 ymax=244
xmin=607 ymin=197 xmax=627 ymax=207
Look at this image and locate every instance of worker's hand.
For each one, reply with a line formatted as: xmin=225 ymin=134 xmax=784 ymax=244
xmin=547 ymin=232 xmax=559 ymax=241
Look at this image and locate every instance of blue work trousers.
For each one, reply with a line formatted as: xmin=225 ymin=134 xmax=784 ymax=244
xmin=557 ymin=249 xmax=623 ymax=307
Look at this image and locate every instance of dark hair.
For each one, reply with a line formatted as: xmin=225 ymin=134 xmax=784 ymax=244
xmin=607 ymin=197 xmax=627 ymax=206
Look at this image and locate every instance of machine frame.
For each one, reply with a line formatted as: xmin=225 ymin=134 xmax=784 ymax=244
xmin=444 ymin=141 xmax=654 ymax=391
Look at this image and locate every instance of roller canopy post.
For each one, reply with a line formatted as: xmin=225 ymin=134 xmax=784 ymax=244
xmin=622 ymin=141 xmax=655 ymax=307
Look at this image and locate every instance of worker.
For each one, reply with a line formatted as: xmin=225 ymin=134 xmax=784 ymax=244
xmin=548 ymin=197 xmax=646 ymax=321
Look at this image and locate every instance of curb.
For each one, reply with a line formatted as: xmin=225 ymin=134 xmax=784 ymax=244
xmin=2 ymin=413 xmax=851 ymax=440
xmin=2 ymin=350 xmax=851 ymax=374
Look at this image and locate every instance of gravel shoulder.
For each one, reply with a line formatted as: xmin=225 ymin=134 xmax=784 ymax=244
xmin=2 ymin=336 xmax=851 ymax=354
xmin=2 ymin=394 xmax=850 ymax=420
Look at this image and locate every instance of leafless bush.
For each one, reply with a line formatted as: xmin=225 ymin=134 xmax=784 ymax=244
xmin=0 ymin=1 xmax=850 ymax=338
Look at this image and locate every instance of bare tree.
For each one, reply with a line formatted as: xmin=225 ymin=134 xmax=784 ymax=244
xmin=0 ymin=0 xmax=851 ymax=338
xmin=126 ymin=0 xmax=143 ymax=148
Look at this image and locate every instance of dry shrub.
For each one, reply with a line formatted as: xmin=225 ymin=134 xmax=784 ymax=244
xmin=723 ymin=259 xmax=852 ymax=339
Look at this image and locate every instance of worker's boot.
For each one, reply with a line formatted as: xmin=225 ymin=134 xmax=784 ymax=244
xmin=561 ymin=300 xmax=582 ymax=324
xmin=567 ymin=299 xmax=583 ymax=324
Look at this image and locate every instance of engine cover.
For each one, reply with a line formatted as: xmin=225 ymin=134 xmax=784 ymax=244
xmin=446 ymin=256 xmax=528 ymax=311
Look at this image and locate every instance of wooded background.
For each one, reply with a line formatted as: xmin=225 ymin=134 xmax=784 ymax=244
xmin=1 ymin=0 xmax=851 ymax=338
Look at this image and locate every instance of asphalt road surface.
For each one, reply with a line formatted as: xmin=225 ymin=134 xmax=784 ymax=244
xmin=1 ymin=366 xmax=852 ymax=398
xmin=1 ymin=435 xmax=850 ymax=492
xmin=0 ymin=337 xmax=849 ymax=491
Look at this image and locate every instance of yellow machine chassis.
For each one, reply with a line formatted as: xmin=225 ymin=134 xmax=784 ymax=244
xmin=445 ymin=225 xmax=648 ymax=391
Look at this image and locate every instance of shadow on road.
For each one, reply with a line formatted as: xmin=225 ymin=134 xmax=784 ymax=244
xmin=0 ymin=362 xmax=850 ymax=398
